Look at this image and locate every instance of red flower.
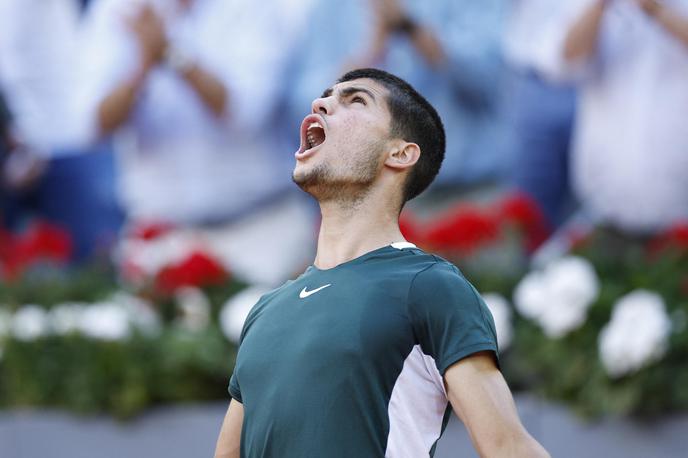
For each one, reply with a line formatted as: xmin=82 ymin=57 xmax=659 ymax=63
xmin=662 ymin=223 xmax=688 ymax=248
xmin=399 ymin=212 xmax=423 ymax=245
xmin=648 ymin=221 xmax=688 ymax=256
xmin=498 ymin=192 xmax=550 ymax=252
xmin=23 ymin=221 xmax=73 ymax=262
xmin=0 ymin=234 xmax=32 ymax=280
xmin=0 ymin=221 xmax=73 ymax=280
xmin=424 ymin=204 xmax=500 ymax=254
xmin=130 ymin=221 xmax=175 ymax=241
xmin=155 ymin=251 xmax=228 ymax=293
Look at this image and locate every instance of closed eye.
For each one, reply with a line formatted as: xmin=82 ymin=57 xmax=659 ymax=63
xmin=351 ymin=96 xmax=366 ymax=105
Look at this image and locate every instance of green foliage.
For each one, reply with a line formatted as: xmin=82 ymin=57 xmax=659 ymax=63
xmin=494 ymin=230 xmax=688 ymax=418
xmin=1 ymin=227 xmax=687 ymax=419
xmin=0 ymin=328 xmax=236 ymax=419
xmin=0 ymin=266 xmax=243 ymax=419
xmin=0 ymin=263 xmax=119 ymax=307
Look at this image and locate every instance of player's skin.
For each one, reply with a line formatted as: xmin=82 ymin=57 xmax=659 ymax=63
xmin=214 ymin=78 xmax=550 ymax=458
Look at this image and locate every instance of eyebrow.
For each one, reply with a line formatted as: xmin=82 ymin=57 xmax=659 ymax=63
xmin=320 ymin=86 xmax=377 ymax=103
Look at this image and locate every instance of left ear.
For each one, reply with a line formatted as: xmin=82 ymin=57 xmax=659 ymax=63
xmin=384 ymin=140 xmax=420 ymax=171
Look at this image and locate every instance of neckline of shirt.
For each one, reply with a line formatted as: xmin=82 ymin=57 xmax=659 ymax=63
xmin=308 ymin=242 xmax=417 ymax=273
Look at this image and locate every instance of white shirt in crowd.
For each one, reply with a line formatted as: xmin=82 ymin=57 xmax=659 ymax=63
xmin=503 ymin=0 xmax=578 ymax=76
xmin=0 ymin=0 xmax=86 ymax=153
xmin=547 ymin=0 xmax=688 ymax=233
xmin=78 ymin=0 xmax=309 ymax=224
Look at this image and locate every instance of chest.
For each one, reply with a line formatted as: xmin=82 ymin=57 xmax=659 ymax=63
xmin=235 ymin=274 xmax=415 ymax=387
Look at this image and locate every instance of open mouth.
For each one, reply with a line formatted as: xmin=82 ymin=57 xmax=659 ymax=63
xmin=306 ymin=122 xmax=325 ymax=149
xmin=295 ymin=114 xmax=327 ymax=159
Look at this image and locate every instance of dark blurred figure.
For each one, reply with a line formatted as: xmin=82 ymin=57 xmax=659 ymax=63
xmin=0 ymin=92 xmax=11 ymax=158
xmin=0 ymin=90 xmax=42 ymax=194
xmin=0 ymin=0 xmax=122 ymax=261
xmin=503 ymin=0 xmax=578 ymax=231
xmin=284 ymin=0 xmax=510 ymax=190
xmin=556 ymin=0 xmax=688 ymax=234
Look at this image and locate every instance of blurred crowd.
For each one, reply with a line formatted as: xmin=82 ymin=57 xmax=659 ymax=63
xmin=0 ymin=0 xmax=686 ymax=283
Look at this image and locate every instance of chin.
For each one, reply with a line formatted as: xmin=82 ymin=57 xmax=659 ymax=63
xmin=292 ymin=162 xmax=334 ymax=197
xmin=292 ymin=169 xmax=305 ymax=186
xmin=292 ymin=163 xmax=309 ymax=184
xmin=292 ymin=165 xmax=316 ymax=190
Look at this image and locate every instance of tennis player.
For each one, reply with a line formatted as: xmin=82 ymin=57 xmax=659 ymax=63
xmin=214 ymin=68 xmax=549 ymax=458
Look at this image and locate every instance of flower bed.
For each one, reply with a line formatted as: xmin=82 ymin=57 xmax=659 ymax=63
xmin=1 ymin=206 xmax=687 ymax=418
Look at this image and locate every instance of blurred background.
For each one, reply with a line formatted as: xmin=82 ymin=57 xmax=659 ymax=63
xmin=0 ymin=0 xmax=687 ymax=456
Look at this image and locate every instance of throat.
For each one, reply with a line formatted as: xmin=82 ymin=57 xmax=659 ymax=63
xmin=314 ymin=204 xmax=405 ymax=270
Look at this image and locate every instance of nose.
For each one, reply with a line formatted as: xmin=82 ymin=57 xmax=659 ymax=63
xmin=311 ymin=95 xmax=333 ymax=115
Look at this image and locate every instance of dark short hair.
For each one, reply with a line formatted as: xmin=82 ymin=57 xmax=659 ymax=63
xmin=337 ymin=68 xmax=445 ymax=204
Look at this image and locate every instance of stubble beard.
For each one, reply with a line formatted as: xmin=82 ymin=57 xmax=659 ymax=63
xmin=292 ymin=142 xmax=384 ymax=206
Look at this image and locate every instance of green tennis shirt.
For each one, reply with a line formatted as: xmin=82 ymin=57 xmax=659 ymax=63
xmin=229 ymin=243 xmax=498 ymax=457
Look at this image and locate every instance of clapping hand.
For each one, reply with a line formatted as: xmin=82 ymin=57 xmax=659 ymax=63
xmin=371 ymin=0 xmax=408 ymax=34
xmin=635 ymin=0 xmax=663 ymax=16
xmin=126 ymin=4 xmax=168 ymax=69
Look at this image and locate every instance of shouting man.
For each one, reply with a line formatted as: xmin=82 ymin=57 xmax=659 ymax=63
xmin=214 ymin=68 xmax=549 ymax=458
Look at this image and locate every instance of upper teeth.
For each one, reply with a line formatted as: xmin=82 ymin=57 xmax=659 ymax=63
xmin=306 ymin=121 xmax=323 ymax=148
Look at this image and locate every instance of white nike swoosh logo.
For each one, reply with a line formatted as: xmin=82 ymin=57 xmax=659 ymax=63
xmin=299 ymin=284 xmax=332 ymax=299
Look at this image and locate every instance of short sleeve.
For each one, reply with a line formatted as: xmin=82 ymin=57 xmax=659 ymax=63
xmin=225 ymin=288 xmax=275 ymax=404
xmin=408 ymin=261 xmax=499 ymax=375
xmin=227 ymin=307 xmax=253 ymax=404
xmin=228 ymin=372 xmax=242 ymax=403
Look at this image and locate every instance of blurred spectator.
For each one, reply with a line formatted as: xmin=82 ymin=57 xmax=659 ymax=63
xmin=0 ymin=0 xmax=122 ymax=260
xmin=79 ymin=0 xmax=308 ymax=224
xmin=0 ymin=0 xmax=86 ymax=151
xmin=553 ymin=0 xmax=688 ymax=234
xmin=78 ymin=0 xmax=316 ymax=284
xmin=503 ymin=0 xmax=578 ymax=230
xmin=284 ymin=0 xmax=510 ymax=189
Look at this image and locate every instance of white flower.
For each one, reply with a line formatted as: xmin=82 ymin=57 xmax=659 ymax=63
xmin=78 ymin=302 xmax=131 ymax=341
xmin=175 ymin=287 xmax=211 ymax=332
xmin=537 ymin=301 xmax=588 ymax=338
xmin=220 ymin=286 xmax=270 ymax=343
xmin=513 ymin=271 xmax=549 ymax=320
xmin=513 ymin=256 xmax=600 ymax=338
xmin=599 ymin=290 xmax=671 ymax=378
xmin=482 ymin=293 xmax=513 ymax=350
xmin=108 ymin=292 xmax=160 ymax=336
xmin=545 ymin=256 xmax=599 ymax=312
xmin=11 ymin=305 xmax=49 ymax=341
xmin=49 ymin=303 xmax=86 ymax=335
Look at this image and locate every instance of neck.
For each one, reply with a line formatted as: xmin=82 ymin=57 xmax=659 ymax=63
xmin=313 ymin=192 xmax=406 ymax=270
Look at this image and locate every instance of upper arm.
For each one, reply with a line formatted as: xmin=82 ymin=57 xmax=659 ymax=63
xmin=214 ymin=399 xmax=244 ymax=458
xmin=445 ymin=352 xmax=549 ymax=458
